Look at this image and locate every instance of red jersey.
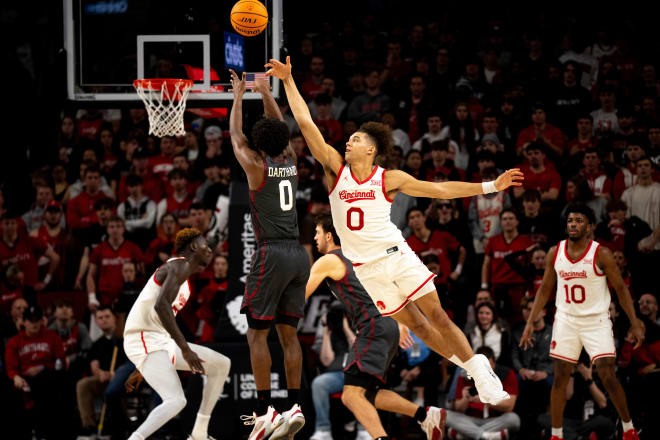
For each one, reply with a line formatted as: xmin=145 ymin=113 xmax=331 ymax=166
xmin=580 ymin=168 xmax=612 ymax=198
xmin=0 ymin=235 xmax=48 ymax=287
xmin=66 ymin=191 xmax=108 ymax=231
xmin=486 ymin=233 xmax=534 ymax=286
xmin=4 ymin=328 xmax=65 ymax=380
xmin=456 ymin=367 xmax=518 ymax=418
xmin=407 ymin=230 xmax=461 ymax=284
xmin=314 ymin=119 xmax=343 ymax=145
xmin=90 ymin=240 xmax=143 ymax=304
xmin=516 ymin=123 xmax=565 ymax=152
xmin=162 ymin=193 xmax=195 ymax=220
xmin=567 ymin=137 xmax=596 ymax=154
xmin=519 ymin=163 xmax=562 ymax=194
xmin=148 ymin=155 xmax=174 ymax=180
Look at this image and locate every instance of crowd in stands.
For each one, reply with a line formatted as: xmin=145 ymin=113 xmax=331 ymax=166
xmin=2 ymin=8 xmax=660 ymax=440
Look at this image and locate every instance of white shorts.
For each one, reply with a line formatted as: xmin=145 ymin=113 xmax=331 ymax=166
xmin=353 ymin=242 xmax=436 ymax=316
xmin=549 ymin=311 xmax=616 ymax=364
xmin=124 ymin=330 xmax=177 ymax=372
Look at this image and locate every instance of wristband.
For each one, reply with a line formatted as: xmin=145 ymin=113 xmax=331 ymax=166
xmin=481 ymin=282 xmax=488 ymax=289
xmin=43 ymin=274 xmax=52 ymax=285
xmin=454 ymin=264 xmax=463 ymax=275
xmin=88 ymin=293 xmax=100 ymax=305
xmin=482 ymin=180 xmax=497 ymax=194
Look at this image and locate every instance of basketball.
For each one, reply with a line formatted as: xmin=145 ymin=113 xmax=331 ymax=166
xmin=230 ymin=0 xmax=268 ymax=37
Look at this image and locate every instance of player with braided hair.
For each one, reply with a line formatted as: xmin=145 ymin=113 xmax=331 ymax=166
xmin=123 ymin=228 xmax=231 ymax=440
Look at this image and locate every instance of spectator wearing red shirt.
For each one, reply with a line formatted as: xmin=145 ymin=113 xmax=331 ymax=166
xmin=86 ymin=216 xmax=143 ymax=310
xmin=482 ymin=209 xmax=534 ymax=320
xmin=169 ymin=152 xmax=200 ymax=197
xmin=516 ymin=103 xmax=566 ymax=157
xmin=0 ymin=212 xmax=60 ymax=292
xmin=118 ymin=147 xmax=164 ymax=203
xmin=0 ymin=265 xmax=35 ymax=315
xmin=5 ymin=305 xmax=69 ymax=440
xmin=513 ymin=142 xmax=562 ymax=204
xmin=423 ymin=139 xmax=465 ymax=182
xmin=192 ymin=255 xmax=229 ymax=342
xmin=301 ymin=56 xmax=325 ymax=100
xmin=67 ymin=164 xmax=109 ymax=236
xmin=145 ymin=213 xmax=178 ymax=272
xmin=567 ymin=114 xmax=597 ymax=159
xmin=406 ymin=208 xmax=466 ymax=286
xmin=612 ymin=142 xmax=660 ymax=199
xmin=148 ymin=135 xmax=177 ymax=182
xmin=580 ymin=148 xmax=612 ymax=198
xmin=31 ymin=200 xmax=67 ymax=289
xmin=157 ymin=168 xmax=194 ymax=227
xmin=313 ymin=93 xmax=343 ymax=146
xmin=446 ymin=346 xmax=520 ymax=440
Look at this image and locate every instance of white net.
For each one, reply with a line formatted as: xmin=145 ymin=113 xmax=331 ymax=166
xmin=134 ymin=79 xmax=192 ymax=137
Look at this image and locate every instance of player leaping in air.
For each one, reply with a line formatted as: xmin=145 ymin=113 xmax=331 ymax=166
xmin=520 ymin=204 xmax=644 ymax=440
xmin=266 ymin=56 xmax=523 ymax=405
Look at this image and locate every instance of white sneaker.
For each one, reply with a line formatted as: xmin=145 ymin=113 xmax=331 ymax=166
xmin=356 ymin=429 xmax=372 ymax=440
xmin=309 ymin=430 xmax=333 ymax=440
xmin=419 ymin=406 xmax=446 ymax=440
xmin=241 ymin=405 xmax=284 ymax=440
xmin=466 ymin=355 xmax=510 ymax=404
xmin=270 ymin=404 xmax=305 ymax=439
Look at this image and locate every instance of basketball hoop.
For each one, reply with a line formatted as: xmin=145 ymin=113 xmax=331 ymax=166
xmin=133 ymin=78 xmax=193 ymax=137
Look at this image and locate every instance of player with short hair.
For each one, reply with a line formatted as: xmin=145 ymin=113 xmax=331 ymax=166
xmin=267 ymin=56 xmax=522 ymax=405
xmin=520 ymin=203 xmax=645 ymax=440
xmin=123 ymin=228 xmax=230 ymax=440
xmin=229 ymin=70 xmax=309 ymax=439
xmin=307 ymin=213 xmax=446 ymax=440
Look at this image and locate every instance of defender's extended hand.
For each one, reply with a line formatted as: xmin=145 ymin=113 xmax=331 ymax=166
xmin=494 ymin=168 xmax=524 ymax=191
xmin=265 ymin=56 xmax=292 ymax=81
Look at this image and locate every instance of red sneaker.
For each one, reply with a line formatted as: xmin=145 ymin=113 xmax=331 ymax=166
xmin=623 ymin=429 xmax=640 ymax=440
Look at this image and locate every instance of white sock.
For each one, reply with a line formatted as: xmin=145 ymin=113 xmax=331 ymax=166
xmin=462 ymin=354 xmax=482 ymax=376
xmin=191 ymin=413 xmax=211 ymax=439
xmin=128 ymin=433 xmax=145 ymax=440
xmin=551 ymin=427 xmax=563 ymax=438
xmin=622 ymin=419 xmax=634 ymax=432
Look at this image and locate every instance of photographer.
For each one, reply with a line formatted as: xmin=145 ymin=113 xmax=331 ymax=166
xmin=446 ymin=346 xmax=520 ymax=440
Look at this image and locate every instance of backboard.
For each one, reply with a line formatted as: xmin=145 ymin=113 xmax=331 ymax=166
xmin=63 ymin=0 xmax=283 ymax=104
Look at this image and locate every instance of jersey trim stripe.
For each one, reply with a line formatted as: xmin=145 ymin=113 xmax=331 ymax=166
xmin=593 ymin=245 xmax=606 ymax=276
xmin=381 ymin=273 xmax=436 ymax=316
xmin=254 ymin=159 xmax=268 ymax=192
xmin=140 ymin=331 xmax=148 ymax=354
xmin=549 ymin=352 xmax=578 ymax=363
xmin=153 ymin=271 xmax=162 ymax=286
xmin=381 ymin=170 xmax=393 ymax=203
xmin=552 ymin=242 xmax=561 ymax=266
xmin=564 ymin=240 xmax=593 ymax=264
xmin=350 ymin=164 xmax=378 ymax=185
xmin=328 ymin=164 xmax=345 ymax=195
xmin=591 ymin=352 xmax=616 ymax=363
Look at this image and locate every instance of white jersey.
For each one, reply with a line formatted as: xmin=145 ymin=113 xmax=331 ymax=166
xmin=554 ymin=240 xmax=609 ymax=316
xmin=328 ymin=164 xmax=405 ymax=264
xmin=124 ymin=257 xmax=191 ymax=338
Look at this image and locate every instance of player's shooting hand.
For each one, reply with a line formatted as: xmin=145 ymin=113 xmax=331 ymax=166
xmin=125 ymin=369 xmax=144 ymax=393
xmin=628 ymin=319 xmax=646 ymax=350
xmin=252 ymin=78 xmax=271 ymax=94
xmin=183 ymin=347 xmax=205 ymax=374
xmin=519 ymin=322 xmax=535 ymax=350
xmin=229 ymin=69 xmax=246 ymax=96
xmin=265 ymin=56 xmax=292 ymax=80
xmin=398 ymin=323 xmax=414 ymax=349
xmin=494 ymin=168 xmax=524 ymax=191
